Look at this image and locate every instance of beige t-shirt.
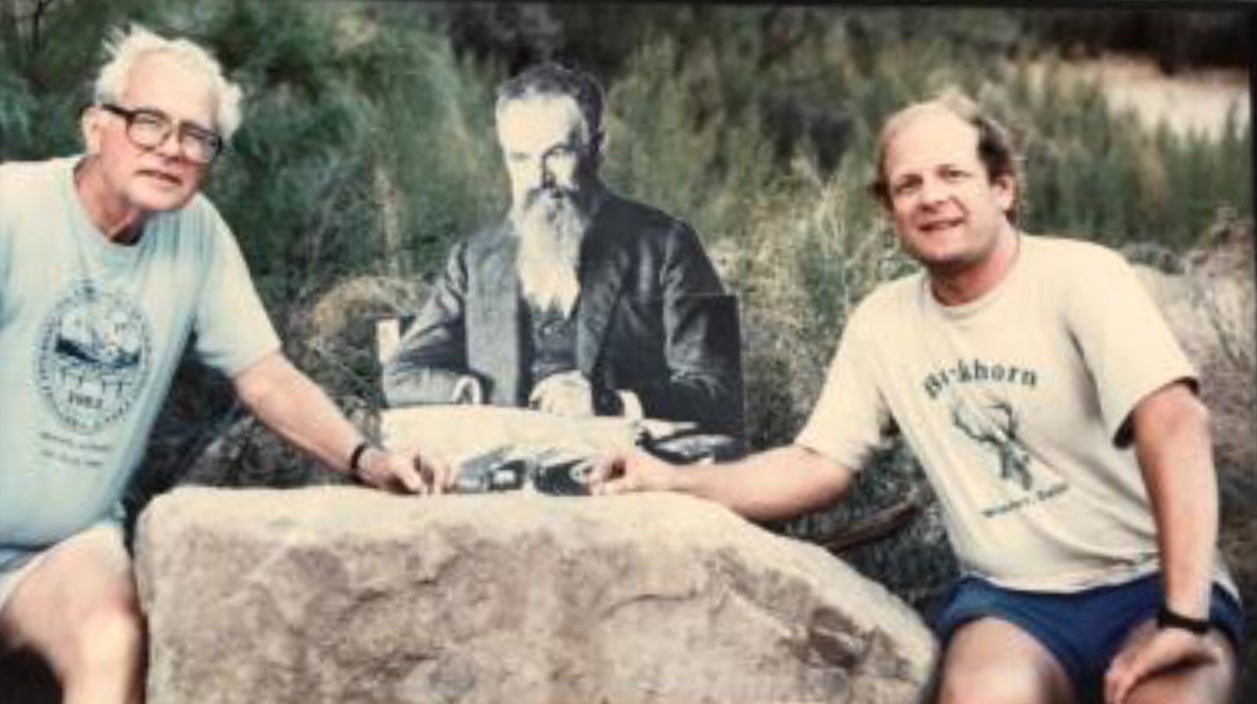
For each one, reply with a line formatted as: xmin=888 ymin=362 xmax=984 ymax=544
xmin=797 ymin=234 xmax=1222 ymax=592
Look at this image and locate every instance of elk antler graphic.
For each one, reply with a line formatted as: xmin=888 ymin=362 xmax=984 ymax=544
xmin=950 ymin=400 xmax=1033 ymax=490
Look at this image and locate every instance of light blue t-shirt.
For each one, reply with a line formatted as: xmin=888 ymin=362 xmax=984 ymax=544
xmin=0 ymin=156 xmax=279 ymax=557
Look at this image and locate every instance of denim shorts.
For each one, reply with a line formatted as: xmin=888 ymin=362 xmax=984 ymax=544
xmin=934 ymin=573 xmax=1245 ymax=703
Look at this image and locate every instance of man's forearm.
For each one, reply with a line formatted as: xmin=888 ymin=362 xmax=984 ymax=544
xmin=382 ymin=362 xmax=471 ymax=407
xmin=1133 ymin=383 xmax=1218 ymax=618
xmin=234 ymin=352 xmax=364 ymax=475
xmin=669 ymin=445 xmax=852 ymax=521
xmin=632 ymin=372 xmax=742 ymax=434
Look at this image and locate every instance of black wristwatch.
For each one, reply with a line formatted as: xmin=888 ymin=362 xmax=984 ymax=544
xmin=348 ymin=441 xmax=375 ymax=481
xmin=1156 ymin=605 xmax=1211 ymax=635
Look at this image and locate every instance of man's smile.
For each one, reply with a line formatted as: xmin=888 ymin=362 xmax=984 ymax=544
xmin=917 ymin=216 xmax=965 ymax=233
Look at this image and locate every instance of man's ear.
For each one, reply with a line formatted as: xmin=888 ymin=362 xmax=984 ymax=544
xmin=994 ymin=172 xmax=1017 ymax=213
xmin=81 ymin=106 xmax=104 ymax=155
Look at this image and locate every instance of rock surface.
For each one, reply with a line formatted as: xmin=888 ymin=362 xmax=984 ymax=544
xmin=135 ymin=486 xmax=937 ymax=704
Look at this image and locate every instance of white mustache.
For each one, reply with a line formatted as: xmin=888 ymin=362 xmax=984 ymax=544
xmin=525 ymin=186 xmax=577 ymax=209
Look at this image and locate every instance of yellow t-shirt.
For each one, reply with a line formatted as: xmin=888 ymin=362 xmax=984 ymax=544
xmin=797 ymin=234 xmax=1231 ymax=594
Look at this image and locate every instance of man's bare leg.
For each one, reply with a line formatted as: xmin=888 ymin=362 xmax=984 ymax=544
xmin=0 ymin=525 xmax=143 ymax=704
xmin=936 ymin=617 xmax=1077 ymax=704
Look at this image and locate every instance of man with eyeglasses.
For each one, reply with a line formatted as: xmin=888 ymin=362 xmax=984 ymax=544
xmin=0 ymin=25 xmax=449 ymax=704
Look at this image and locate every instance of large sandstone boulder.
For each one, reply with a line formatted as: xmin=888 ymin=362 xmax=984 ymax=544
xmin=135 ymin=487 xmax=937 ymax=704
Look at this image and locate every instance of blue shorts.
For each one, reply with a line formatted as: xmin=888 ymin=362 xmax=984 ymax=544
xmin=934 ymin=573 xmax=1245 ymax=703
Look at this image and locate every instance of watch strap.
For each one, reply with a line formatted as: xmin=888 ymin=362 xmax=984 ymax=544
xmin=1156 ymin=605 xmax=1211 ymax=635
xmin=349 ymin=441 xmax=373 ymax=479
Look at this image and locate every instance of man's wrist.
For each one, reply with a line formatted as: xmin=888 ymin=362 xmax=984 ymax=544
xmin=451 ymin=375 xmax=483 ymax=405
xmin=349 ymin=441 xmax=377 ymax=480
xmin=663 ymin=461 xmax=701 ymax=494
xmin=618 ymin=391 xmax=644 ymax=420
xmin=1156 ymin=605 xmax=1212 ymax=635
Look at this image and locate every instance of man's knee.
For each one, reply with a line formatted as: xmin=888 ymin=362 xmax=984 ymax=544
xmin=63 ymin=591 xmax=144 ymax=680
xmin=935 ymin=618 xmax=1072 ymax=704
xmin=1126 ymin=681 xmax=1232 ymax=704
xmin=936 ymin=663 xmax=1058 ymax=704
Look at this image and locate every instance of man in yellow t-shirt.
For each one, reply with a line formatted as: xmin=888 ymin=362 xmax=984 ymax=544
xmin=591 ymin=92 xmax=1242 ymax=704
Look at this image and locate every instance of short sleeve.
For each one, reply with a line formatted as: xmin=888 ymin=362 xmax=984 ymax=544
xmin=192 ymin=210 xmax=281 ymax=376
xmin=0 ymin=165 xmax=16 ymax=294
xmin=1064 ymin=245 xmax=1196 ymax=445
xmin=794 ymin=301 xmax=895 ymax=470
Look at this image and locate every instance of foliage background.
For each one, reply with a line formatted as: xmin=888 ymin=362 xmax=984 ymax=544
xmin=1 ymin=0 xmax=1252 ymax=696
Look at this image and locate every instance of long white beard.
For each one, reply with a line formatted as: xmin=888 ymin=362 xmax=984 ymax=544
xmin=513 ymin=191 xmax=588 ymax=316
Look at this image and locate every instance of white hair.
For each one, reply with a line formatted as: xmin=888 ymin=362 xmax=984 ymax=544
xmin=94 ymin=24 xmax=243 ymax=139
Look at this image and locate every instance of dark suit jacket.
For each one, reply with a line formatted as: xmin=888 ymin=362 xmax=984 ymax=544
xmin=382 ymin=193 xmax=744 ymax=436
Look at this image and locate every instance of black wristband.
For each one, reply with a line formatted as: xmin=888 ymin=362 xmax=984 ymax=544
xmin=1156 ymin=605 xmax=1211 ymax=635
xmin=348 ymin=441 xmax=373 ymax=478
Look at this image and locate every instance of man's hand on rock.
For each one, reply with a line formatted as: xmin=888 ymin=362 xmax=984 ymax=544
xmin=356 ymin=447 xmax=457 ymax=495
xmin=588 ymin=449 xmax=681 ymax=495
xmin=529 ymin=370 xmax=595 ymax=417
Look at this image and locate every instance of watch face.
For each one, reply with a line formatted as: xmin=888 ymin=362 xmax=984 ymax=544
xmin=531 ymin=458 xmax=592 ymax=496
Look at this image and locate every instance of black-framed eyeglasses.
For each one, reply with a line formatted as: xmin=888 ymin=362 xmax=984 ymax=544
xmin=100 ymin=103 xmax=224 ymax=165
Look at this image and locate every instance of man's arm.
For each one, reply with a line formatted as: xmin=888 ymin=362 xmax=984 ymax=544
xmin=632 ymin=223 xmax=743 ymax=434
xmin=1135 ymin=381 xmax=1217 ymax=624
xmin=1105 ymin=380 xmax=1225 ymax=703
xmin=234 ymin=352 xmax=445 ymax=493
xmin=382 ymin=241 xmax=480 ymax=407
xmin=591 ymin=444 xmax=853 ymax=522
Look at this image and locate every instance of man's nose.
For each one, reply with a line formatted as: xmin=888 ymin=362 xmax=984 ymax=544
xmin=538 ymin=157 xmax=556 ymax=189
xmin=153 ymin=129 xmax=183 ymax=159
xmin=918 ymin=176 xmax=946 ymax=207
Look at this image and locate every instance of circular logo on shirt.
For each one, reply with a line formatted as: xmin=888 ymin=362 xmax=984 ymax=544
xmin=36 ymin=280 xmax=152 ymax=432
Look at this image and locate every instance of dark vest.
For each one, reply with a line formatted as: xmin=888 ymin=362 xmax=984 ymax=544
xmin=525 ymin=300 xmax=578 ymax=390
